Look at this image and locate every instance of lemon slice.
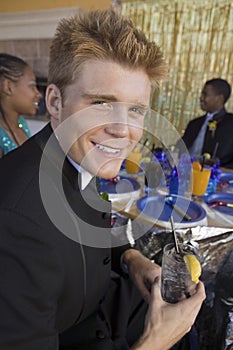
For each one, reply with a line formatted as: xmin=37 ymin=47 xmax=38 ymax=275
xmin=183 ymin=254 xmax=202 ymax=283
xmin=192 ymin=161 xmax=202 ymax=171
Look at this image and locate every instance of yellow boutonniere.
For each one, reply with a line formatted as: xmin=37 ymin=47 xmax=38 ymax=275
xmin=208 ymin=120 xmax=217 ymax=137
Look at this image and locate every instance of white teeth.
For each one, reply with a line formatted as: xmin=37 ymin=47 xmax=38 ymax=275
xmin=34 ymin=102 xmax=38 ymax=106
xmin=95 ymin=143 xmax=120 ymax=154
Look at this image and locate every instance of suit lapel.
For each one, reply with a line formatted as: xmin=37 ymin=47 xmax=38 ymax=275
xmin=202 ymin=108 xmax=226 ymax=155
xmin=34 ymin=123 xmax=112 ymax=238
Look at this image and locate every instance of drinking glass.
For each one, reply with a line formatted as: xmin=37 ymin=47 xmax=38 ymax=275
xmin=144 ymin=161 xmax=162 ymax=193
xmin=161 ymin=243 xmax=198 ymax=303
xmin=192 ymin=167 xmax=211 ymax=197
xmin=125 ymin=151 xmax=142 ymax=174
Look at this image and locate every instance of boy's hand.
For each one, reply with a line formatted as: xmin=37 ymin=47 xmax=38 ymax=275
xmin=121 ymin=249 xmax=161 ymax=303
xmin=132 ymin=278 xmax=206 ymax=350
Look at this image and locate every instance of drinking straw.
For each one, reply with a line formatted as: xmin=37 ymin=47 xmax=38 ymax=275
xmin=170 ymin=215 xmax=180 ymax=253
xmin=139 ymin=138 xmax=148 ymax=152
xmin=200 ymin=155 xmax=205 ymax=171
xmin=212 ymin=142 xmax=219 ymax=159
xmin=143 ymin=138 xmax=148 ymax=147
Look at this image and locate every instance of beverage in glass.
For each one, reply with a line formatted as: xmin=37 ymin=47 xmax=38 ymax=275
xmin=192 ymin=167 xmax=211 ymax=196
xmin=161 ymin=243 xmax=199 ymax=303
xmin=125 ymin=150 xmax=142 ymax=174
xmin=144 ymin=161 xmax=162 ymax=192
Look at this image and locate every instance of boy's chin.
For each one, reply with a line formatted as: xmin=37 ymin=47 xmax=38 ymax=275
xmin=97 ymin=170 xmax=120 ymax=179
xmin=96 ymin=163 xmax=122 ymax=179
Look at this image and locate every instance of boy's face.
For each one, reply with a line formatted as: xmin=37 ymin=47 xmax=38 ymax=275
xmin=49 ymin=60 xmax=151 ymax=178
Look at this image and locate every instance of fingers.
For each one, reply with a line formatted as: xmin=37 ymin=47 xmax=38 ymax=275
xmin=150 ymin=278 xmax=205 ymax=320
xmin=189 ymin=281 xmax=206 ymax=313
xmin=136 ymin=279 xmax=151 ymax=304
xmin=146 ymin=264 xmax=161 ymax=284
xmin=147 ymin=277 xmax=167 ymax=311
xmin=142 ymin=279 xmax=206 ymax=350
xmin=150 ymin=277 xmax=163 ymax=301
xmin=141 ymin=267 xmax=162 ymax=303
xmin=196 ymin=280 xmax=206 ymax=298
xmin=181 ymin=281 xmax=206 ymax=307
xmin=151 ymin=278 xmax=205 ymax=305
xmin=128 ymin=257 xmax=161 ymax=304
xmin=134 ymin=272 xmax=161 ymax=304
xmin=177 ymin=281 xmax=206 ymax=325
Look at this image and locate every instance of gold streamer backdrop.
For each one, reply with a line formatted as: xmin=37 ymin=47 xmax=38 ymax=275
xmin=118 ymin=0 xmax=233 ymax=147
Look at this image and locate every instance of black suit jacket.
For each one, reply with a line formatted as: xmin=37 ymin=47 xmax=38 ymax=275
xmin=181 ymin=108 xmax=233 ymax=168
xmin=0 ymin=124 xmax=128 ymax=349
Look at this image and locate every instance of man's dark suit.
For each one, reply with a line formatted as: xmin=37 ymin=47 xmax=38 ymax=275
xmin=181 ymin=108 xmax=233 ymax=169
xmin=0 ymin=124 xmax=145 ymax=350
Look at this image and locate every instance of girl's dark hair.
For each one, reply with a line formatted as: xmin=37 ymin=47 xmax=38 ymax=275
xmin=0 ymin=53 xmax=28 ymax=83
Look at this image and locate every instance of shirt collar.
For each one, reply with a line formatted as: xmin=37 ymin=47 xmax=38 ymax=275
xmin=67 ymin=155 xmax=93 ymax=190
xmin=206 ymin=111 xmax=219 ymax=119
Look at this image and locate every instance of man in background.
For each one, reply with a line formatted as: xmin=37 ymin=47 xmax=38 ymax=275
xmin=179 ymin=78 xmax=233 ymax=168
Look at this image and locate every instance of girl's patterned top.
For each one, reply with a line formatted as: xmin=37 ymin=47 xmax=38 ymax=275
xmin=0 ymin=116 xmax=31 ymax=156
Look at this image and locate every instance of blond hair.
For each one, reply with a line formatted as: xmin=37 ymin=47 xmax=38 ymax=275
xmin=48 ymin=9 xmax=167 ymax=98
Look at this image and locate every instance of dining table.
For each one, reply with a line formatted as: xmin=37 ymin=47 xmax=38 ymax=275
xmin=104 ymin=166 xmax=233 ymax=350
xmin=110 ymin=168 xmax=233 ymax=230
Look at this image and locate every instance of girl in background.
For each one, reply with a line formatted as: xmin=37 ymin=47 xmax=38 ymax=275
xmin=0 ymin=53 xmax=41 ymax=157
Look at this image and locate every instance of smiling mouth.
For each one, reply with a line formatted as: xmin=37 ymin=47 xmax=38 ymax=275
xmin=95 ymin=142 xmax=121 ymax=154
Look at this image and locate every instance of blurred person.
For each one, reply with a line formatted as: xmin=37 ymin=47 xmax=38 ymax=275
xmin=0 ymin=10 xmax=205 ymax=350
xmin=195 ymin=245 xmax=233 ymax=350
xmin=0 ymin=53 xmax=41 ymax=157
xmin=178 ymin=78 xmax=233 ymax=168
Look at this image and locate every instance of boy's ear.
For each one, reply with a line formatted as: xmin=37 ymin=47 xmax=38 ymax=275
xmin=46 ymin=84 xmax=62 ymax=121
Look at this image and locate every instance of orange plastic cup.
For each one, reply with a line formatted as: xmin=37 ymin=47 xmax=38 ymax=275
xmin=125 ymin=152 xmax=142 ymax=174
xmin=192 ymin=167 xmax=211 ymax=196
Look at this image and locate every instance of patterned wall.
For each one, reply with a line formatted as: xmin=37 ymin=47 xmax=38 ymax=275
xmin=120 ymin=0 xmax=233 ymax=145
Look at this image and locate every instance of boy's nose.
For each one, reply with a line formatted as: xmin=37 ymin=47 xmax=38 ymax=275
xmin=105 ymin=122 xmax=129 ymax=138
xmin=105 ymin=105 xmax=130 ymax=137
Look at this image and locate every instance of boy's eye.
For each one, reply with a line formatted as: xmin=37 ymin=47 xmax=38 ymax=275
xmin=90 ymin=101 xmax=148 ymax=118
xmin=129 ymin=106 xmax=148 ymax=117
xmin=93 ymin=101 xmax=109 ymax=106
xmin=91 ymin=101 xmax=113 ymax=112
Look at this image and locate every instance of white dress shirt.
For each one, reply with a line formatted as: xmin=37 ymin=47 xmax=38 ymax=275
xmin=189 ymin=112 xmax=217 ymax=157
xmin=67 ymin=156 xmax=93 ymax=190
